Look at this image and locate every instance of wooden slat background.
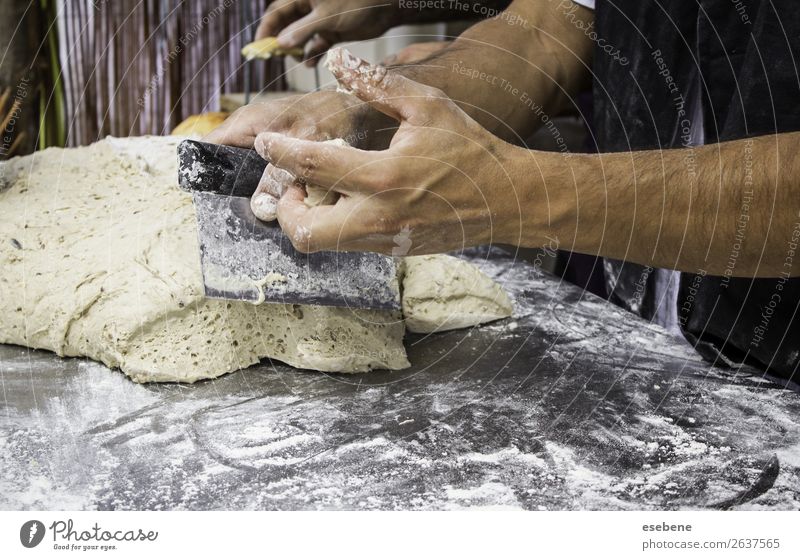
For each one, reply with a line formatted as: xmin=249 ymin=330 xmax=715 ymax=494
xmin=56 ymin=0 xmax=286 ymax=146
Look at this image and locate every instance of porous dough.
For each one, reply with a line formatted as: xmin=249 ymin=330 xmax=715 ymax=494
xmin=401 ymin=255 xmax=513 ymax=333
xmin=0 ymin=136 xmax=513 ymax=383
xmin=0 ymin=136 xmax=407 ymax=383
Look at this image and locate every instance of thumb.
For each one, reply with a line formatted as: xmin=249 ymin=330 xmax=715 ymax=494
xmin=324 ymin=47 xmax=448 ymax=125
xmin=277 ymin=11 xmax=327 ymax=49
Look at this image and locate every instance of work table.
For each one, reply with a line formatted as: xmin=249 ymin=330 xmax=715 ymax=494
xmin=2 ymin=248 xmax=799 ymax=510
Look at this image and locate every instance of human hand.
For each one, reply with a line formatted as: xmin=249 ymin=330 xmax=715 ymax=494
xmin=255 ymin=0 xmax=399 ymax=66
xmin=254 ymin=48 xmax=540 ymax=255
xmin=204 ymin=90 xmax=390 ymax=221
xmin=382 ymin=41 xmax=452 ymax=66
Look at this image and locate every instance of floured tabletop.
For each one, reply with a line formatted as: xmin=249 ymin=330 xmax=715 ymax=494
xmin=2 ymin=249 xmax=799 ymax=510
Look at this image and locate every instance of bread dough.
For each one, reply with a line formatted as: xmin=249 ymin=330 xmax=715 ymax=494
xmin=0 ymin=136 xmax=513 ymax=383
xmin=401 ymin=255 xmax=513 ymax=333
xmin=304 ymin=184 xmax=338 ymax=208
xmin=0 ymin=136 xmax=408 ymax=383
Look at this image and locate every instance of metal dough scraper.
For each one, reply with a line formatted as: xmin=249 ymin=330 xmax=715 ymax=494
xmin=177 ymin=139 xmax=400 ymax=310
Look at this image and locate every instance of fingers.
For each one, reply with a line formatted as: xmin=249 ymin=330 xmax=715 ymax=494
xmin=277 ymin=184 xmax=396 ymax=253
xmin=255 ymin=0 xmax=302 ymax=41
xmin=382 ymin=41 xmax=451 ymax=66
xmin=202 ymin=101 xmax=297 ymax=148
xmin=325 ymin=47 xmax=448 ymax=125
xmin=255 ymin=131 xmax=385 ymax=194
xmin=250 ymin=164 xmax=297 ymax=222
xmin=260 ymin=165 xmax=297 ymax=198
xmin=203 ymin=108 xmax=259 ymax=147
xmin=276 ymin=184 xmax=349 ymax=252
xmin=277 ymin=11 xmax=327 ymax=49
xmin=277 ymin=187 xmax=400 ymax=254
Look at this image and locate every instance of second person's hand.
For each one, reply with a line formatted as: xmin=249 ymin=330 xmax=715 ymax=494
xmin=255 ymin=0 xmax=400 ymax=66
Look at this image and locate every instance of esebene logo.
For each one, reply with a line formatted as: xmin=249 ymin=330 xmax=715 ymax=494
xmin=19 ymin=518 xmax=158 ymax=551
xmin=20 ymin=520 xmax=45 ymax=548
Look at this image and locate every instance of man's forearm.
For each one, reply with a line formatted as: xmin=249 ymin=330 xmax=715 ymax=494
xmin=384 ymin=0 xmax=593 ymax=142
xmin=517 ymin=132 xmax=800 ymax=278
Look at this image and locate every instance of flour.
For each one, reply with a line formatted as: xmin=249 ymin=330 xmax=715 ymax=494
xmin=0 ymin=136 xmax=512 ymax=383
xmin=0 ymin=136 xmax=408 ymax=382
xmin=402 ymin=255 xmax=513 ymax=333
xmin=250 ymin=138 xmax=347 ymax=222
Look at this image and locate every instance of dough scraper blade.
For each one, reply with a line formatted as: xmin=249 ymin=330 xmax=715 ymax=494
xmin=177 ymin=139 xmax=400 ymax=310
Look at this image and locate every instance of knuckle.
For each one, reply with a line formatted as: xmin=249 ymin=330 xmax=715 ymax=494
xmin=234 ymin=105 xmax=259 ymax=120
xmin=295 ymin=149 xmax=318 ymax=180
xmin=423 ymin=84 xmax=447 ymax=99
xmin=290 ymin=229 xmax=313 ymax=253
xmin=290 ymin=123 xmax=318 ymax=140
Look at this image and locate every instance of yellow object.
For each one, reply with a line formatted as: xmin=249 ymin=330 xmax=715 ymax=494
xmin=241 ymin=37 xmax=304 ymax=60
xmin=171 ymin=112 xmax=229 ymax=137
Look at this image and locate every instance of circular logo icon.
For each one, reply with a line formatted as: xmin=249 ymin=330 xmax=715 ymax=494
xmin=20 ymin=520 xmax=45 ymax=548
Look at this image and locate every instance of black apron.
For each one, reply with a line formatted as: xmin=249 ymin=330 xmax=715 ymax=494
xmin=592 ymin=0 xmax=800 ymax=380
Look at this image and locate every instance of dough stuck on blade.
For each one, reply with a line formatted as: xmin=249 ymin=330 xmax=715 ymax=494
xmin=0 ymin=136 xmax=409 ymax=383
xmin=401 ymin=255 xmax=513 ymax=333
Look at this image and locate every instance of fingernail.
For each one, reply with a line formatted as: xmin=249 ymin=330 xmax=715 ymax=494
xmin=325 ymin=47 xmax=387 ymax=91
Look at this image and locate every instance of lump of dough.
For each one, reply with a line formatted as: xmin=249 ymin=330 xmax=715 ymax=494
xmin=0 ymin=136 xmax=409 ymax=383
xmin=401 ymin=255 xmax=513 ymax=333
xmin=251 ymin=191 xmax=279 ymax=222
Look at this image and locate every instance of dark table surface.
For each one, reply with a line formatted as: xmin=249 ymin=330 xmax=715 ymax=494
xmin=2 ymin=249 xmax=799 ymax=510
